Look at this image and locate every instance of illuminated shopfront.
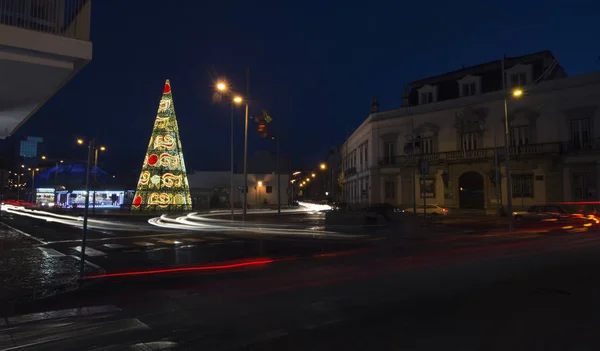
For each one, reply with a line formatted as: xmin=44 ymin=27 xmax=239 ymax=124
xmin=35 ymin=188 xmax=56 ymax=207
xmin=55 ymin=190 xmax=129 ymax=208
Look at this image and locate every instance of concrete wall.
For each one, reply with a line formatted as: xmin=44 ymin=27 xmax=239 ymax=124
xmin=187 ymin=171 xmax=290 ymax=207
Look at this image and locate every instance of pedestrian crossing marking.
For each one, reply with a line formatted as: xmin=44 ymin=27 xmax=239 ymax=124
xmin=72 ymin=246 xmax=106 ymax=257
xmin=133 ymin=242 xmax=155 ymax=247
xmin=103 ymin=243 xmax=127 ymax=249
xmin=38 ymin=247 xmax=65 ymax=257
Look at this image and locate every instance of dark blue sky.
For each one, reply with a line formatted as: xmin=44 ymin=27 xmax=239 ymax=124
xmin=17 ymin=0 xmax=600 ymax=174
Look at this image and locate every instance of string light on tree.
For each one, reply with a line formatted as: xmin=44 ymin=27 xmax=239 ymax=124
xmin=132 ymin=79 xmax=192 ymax=211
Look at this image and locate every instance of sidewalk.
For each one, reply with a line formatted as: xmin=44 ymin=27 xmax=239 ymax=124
xmin=0 ymin=224 xmax=103 ymax=306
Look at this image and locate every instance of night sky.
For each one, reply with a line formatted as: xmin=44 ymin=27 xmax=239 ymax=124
xmin=15 ymin=1 xmax=600 ymax=175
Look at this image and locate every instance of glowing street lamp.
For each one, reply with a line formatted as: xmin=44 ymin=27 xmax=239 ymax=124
xmin=320 ymin=163 xmax=327 ymax=170
xmin=512 ymin=88 xmax=523 ymax=97
xmin=41 ymin=155 xmax=46 ymax=160
xmin=257 ymin=181 xmax=263 ymax=187
xmin=311 ymin=173 xmax=316 ymax=178
xmin=216 ymin=81 xmax=228 ymax=92
xmin=233 ymin=96 xmax=243 ymax=104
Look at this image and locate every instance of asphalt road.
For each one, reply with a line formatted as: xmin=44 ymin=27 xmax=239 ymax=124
xmin=3 ymin=227 xmax=600 ymax=350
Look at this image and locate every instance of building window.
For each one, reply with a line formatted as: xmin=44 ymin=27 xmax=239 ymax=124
xmin=384 ymin=180 xmax=396 ymax=199
xmin=383 ymin=141 xmax=396 ymax=164
xmin=419 ymin=137 xmax=434 ymax=154
xmin=512 ymin=174 xmax=534 ymax=198
xmin=359 ymin=146 xmax=363 ymax=169
xmin=420 ymin=92 xmax=434 ymax=104
xmin=573 ymin=173 xmax=596 ymax=200
xmin=461 ymin=133 xmax=478 ymax=151
xmin=511 ymin=126 xmax=530 ymax=146
xmin=511 ymin=73 xmax=527 ymax=87
xmin=266 ymin=186 xmax=273 ymax=193
xmin=571 ymin=118 xmax=591 ymax=150
xmin=462 ymin=83 xmax=476 ymax=96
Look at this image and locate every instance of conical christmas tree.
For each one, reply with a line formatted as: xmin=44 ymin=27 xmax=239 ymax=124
xmin=132 ymin=80 xmax=192 ymax=211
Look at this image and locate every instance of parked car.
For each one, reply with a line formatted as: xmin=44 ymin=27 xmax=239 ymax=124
xmin=403 ymin=204 xmax=449 ymax=216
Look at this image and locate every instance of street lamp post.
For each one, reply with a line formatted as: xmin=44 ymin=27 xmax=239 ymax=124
xmin=271 ymin=136 xmax=281 ymax=215
xmin=215 ymin=77 xmax=250 ymax=221
xmin=27 ymin=167 xmax=39 ymax=203
xmin=77 ymin=138 xmax=94 ymax=279
xmin=501 ymin=58 xmax=523 ymax=232
xmin=231 ymin=96 xmax=243 ymax=219
xmin=92 ymin=146 xmax=106 ymax=215
xmin=217 ymin=81 xmax=245 ymax=220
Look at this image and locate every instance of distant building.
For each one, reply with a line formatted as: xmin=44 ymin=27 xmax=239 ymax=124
xmin=187 ymin=171 xmax=289 ymax=209
xmin=341 ymin=51 xmax=600 ymax=210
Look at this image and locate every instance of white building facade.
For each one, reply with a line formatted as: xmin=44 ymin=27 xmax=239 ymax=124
xmin=341 ymin=51 xmax=600 ymax=210
xmin=187 ymin=171 xmax=289 ymax=208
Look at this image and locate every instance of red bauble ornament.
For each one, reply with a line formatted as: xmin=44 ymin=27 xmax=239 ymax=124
xmin=163 ymin=83 xmax=171 ymax=94
xmin=148 ymin=154 xmax=159 ymax=166
xmin=133 ymin=195 xmax=142 ymax=207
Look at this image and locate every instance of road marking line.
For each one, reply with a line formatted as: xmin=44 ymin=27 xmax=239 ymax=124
xmin=1 ymin=222 xmax=47 ymax=244
xmin=133 ymin=242 xmax=155 ymax=247
xmin=182 ymin=238 xmax=204 ymax=242
xmin=156 ymin=239 xmax=182 ymax=245
xmin=72 ymin=246 xmax=106 ymax=257
xmin=203 ymin=236 xmax=228 ymax=240
xmin=70 ymin=255 xmax=103 ymax=270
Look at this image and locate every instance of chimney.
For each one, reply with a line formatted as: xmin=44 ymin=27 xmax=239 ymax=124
xmin=371 ymin=96 xmax=380 ymax=113
xmin=402 ymin=88 xmax=410 ymax=107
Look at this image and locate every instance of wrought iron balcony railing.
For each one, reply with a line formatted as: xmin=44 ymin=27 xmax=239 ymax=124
xmin=0 ymin=0 xmax=91 ymax=40
xmin=377 ymin=142 xmax=563 ymax=167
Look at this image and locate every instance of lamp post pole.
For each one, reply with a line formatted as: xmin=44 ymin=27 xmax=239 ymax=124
xmin=243 ymin=102 xmax=249 ymax=220
xmin=93 ymin=147 xmax=99 ymax=215
xmin=502 ymin=57 xmax=514 ymax=232
xmin=276 ymin=137 xmax=281 ymax=215
xmin=79 ymin=138 xmax=94 ymax=279
xmin=31 ymin=169 xmax=36 ymax=203
xmin=230 ymin=101 xmax=235 ymax=220
xmin=16 ymin=174 xmax=20 ymax=202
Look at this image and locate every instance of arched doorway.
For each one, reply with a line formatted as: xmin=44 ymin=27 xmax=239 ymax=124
xmin=459 ymin=171 xmax=484 ymax=209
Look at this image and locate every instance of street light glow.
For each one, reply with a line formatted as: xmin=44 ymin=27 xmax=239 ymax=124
xmin=513 ymin=89 xmax=523 ymax=97
xmin=311 ymin=173 xmax=316 ymax=178
xmin=306 ymin=178 xmax=310 ymax=182
xmin=60 ymin=160 xmax=64 ymax=163
xmin=100 ymin=146 xmax=106 ymax=151
xmin=293 ymin=171 xmax=301 ymax=176
xmin=77 ymin=139 xmax=84 ymax=145
xmin=320 ymin=163 xmax=326 ymax=170
xmin=41 ymin=155 xmax=46 ymax=160
xmin=257 ymin=181 xmax=263 ymax=187
xmin=216 ymin=81 xmax=227 ymax=92
xmin=233 ymin=96 xmax=243 ymax=104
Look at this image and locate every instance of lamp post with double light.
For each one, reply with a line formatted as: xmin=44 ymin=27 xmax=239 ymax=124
xmin=216 ymin=80 xmax=249 ymax=220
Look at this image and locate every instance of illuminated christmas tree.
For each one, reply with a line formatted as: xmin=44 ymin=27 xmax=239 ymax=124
xmin=132 ymin=79 xmax=192 ymax=211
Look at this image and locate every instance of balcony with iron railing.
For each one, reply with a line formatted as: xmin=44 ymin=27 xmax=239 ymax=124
xmin=0 ymin=0 xmax=91 ymax=40
xmin=377 ymin=142 xmax=565 ymax=167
